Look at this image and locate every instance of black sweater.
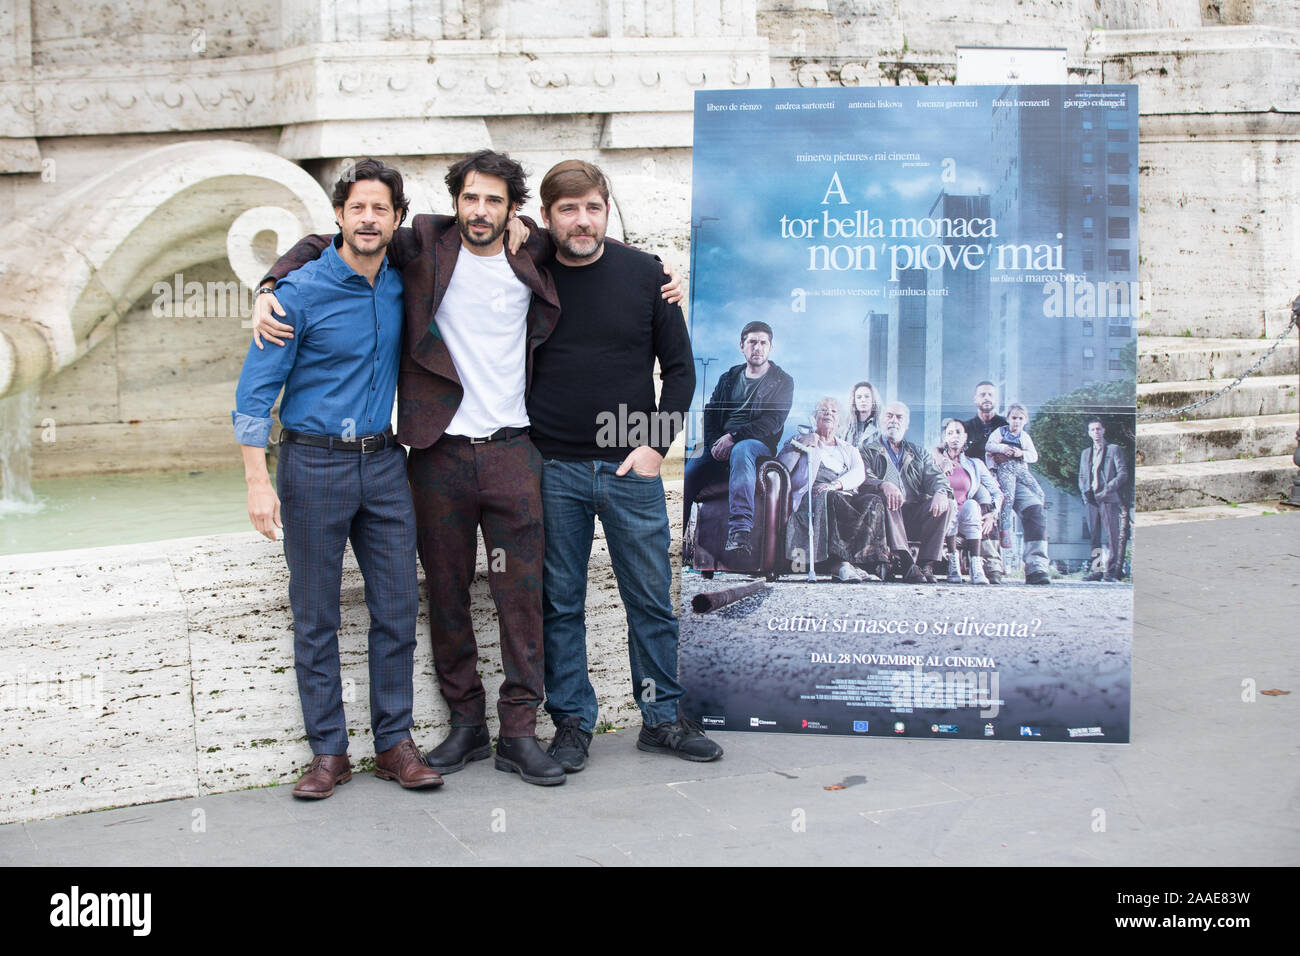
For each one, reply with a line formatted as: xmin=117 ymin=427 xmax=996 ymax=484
xmin=528 ymin=241 xmax=695 ymax=461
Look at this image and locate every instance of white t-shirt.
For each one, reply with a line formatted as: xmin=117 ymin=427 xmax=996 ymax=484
xmin=435 ymin=248 xmax=532 ymax=437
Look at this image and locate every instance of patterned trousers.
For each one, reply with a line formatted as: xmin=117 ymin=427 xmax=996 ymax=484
xmin=278 ymin=441 xmax=418 ymax=756
xmin=408 ymin=434 xmax=545 ymax=737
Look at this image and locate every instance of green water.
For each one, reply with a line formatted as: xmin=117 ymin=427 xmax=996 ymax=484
xmin=1 ymin=468 xmax=257 ymax=556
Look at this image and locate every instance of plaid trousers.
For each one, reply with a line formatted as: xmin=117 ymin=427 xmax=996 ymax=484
xmin=278 ymin=441 xmax=418 ymax=755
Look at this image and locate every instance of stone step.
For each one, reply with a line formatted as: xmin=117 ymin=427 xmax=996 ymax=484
xmin=1135 ymin=455 xmax=1296 ymax=510
xmin=1136 ymin=501 xmax=1296 ymax=526
xmin=1138 ymin=336 xmax=1298 ymax=384
xmin=1143 ymin=303 xmax=1297 ymax=341
xmin=1136 ymin=374 xmax=1297 ymax=421
xmin=1136 ymin=413 xmax=1297 ymax=467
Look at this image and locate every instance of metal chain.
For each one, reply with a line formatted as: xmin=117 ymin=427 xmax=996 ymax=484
xmin=1137 ymin=311 xmax=1299 ymax=421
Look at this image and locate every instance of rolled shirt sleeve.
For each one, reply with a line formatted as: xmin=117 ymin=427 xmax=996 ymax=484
xmin=232 ymin=279 xmax=303 ymax=447
xmin=232 ymin=410 xmax=274 ymax=448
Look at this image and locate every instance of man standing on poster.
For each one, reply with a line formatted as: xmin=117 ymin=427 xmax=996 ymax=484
xmin=1079 ymin=418 xmax=1128 ymax=582
xmin=682 ymin=321 xmax=794 ymax=567
xmin=963 ymin=381 xmax=1008 ymax=584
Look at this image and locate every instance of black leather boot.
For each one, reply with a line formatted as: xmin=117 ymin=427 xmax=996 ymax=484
xmin=494 ymin=736 xmax=566 ymax=786
xmin=424 ymin=724 xmax=491 ymax=774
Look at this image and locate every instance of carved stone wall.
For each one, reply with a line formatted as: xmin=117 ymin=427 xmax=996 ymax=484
xmin=0 ymin=0 xmax=1295 ymax=471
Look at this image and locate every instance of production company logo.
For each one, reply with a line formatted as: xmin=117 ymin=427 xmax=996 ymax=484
xmin=852 ymin=720 xmax=870 ymax=733
xmin=701 ymin=716 xmax=726 ymax=727
xmin=1019 ymin=726 xmax=1042 ymax=737
xmin=1066 ymin=726 xmax=1104 ymax=738
xmin=749 ymin=717 xmax=777 ymax=728
xmin=801 ymin=719 xmax=829 ymax=730
xmin=930 ymin=723 xmax=959 ymax=734
xmin=893 ymin=721 xmax=906 ymax=734
xmin=984 ymin=723 xmax=995 ymax=737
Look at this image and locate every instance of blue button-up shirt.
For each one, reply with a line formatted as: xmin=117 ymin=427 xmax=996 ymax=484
xmin=232 ymin=240 xmax=403 ymax=447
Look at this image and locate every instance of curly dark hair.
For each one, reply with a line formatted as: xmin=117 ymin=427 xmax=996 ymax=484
xmin=937 ymin=417 xmax=970 ymax=456
xmin=331 ymin=158 xmax=409 ymax=225
xmin=444 ymin=150 xmax=529 ymax=208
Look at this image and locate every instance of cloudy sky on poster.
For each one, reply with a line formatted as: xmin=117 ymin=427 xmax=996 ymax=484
xmin=689 ymin=84 xmax=1064 ymax=427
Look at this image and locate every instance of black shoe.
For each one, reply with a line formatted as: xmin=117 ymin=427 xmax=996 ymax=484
xmin=547 ymin=716 xmax=592 ymax=773
xmin=637 ymin=716 xmax=724 ymax=762
xmin=1025 ymin=570 xmax=1051 ymax=586
xmin=424 ymin=724 xmax=491 ymax=774
xmin=723 ymin=530 xmax=751 ymax=554
xmin=495 ymin=736 xmax=566 ymax=786
xmin=890 ymin=551 xmax=916 ymax=583
xmin=1083 ymin=571 xmax=1104 ymax=582
xmin=723 ymin=530 xmax=754 ymax=569
xmin=1102 ymin=573 xmax=1119 ymax=582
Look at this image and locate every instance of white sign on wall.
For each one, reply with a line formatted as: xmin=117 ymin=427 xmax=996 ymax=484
xmin=956 ymin=47 xmax=1067 ymax=85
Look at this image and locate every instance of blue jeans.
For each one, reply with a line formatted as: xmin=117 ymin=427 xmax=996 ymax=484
xmin=682 ymin=437 xmax=769 ymax=534
xmin=541 ymin=459 xmax=683 ymax=731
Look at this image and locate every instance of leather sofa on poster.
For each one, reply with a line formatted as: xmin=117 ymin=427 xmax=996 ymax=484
xmin=684 ymin=459 xmax=792 ymax=581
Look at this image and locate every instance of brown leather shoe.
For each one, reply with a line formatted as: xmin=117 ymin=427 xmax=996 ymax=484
xmin=292 ymin=754 xmax=352 ymax=799
xmin=375 ymin=738 xmax=444 ymax=789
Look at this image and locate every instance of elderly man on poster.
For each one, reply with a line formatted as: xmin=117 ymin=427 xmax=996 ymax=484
xmin=858 ymin=402 xmax=954 ymax=583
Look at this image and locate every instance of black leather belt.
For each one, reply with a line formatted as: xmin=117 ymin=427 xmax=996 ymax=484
xmin=446 ymin=426 xmax=530 ymax=445
xmin=280 ymin=427 xmax=398 ymax=453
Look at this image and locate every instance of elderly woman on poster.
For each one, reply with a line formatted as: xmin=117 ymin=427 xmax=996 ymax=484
xmin=778 ymin=397 xmax=890 ymax=582
xmin=840 ymin=380 xmax=881 ymax=455
xmin=932 ymin=418 xmax=1002 ymax=585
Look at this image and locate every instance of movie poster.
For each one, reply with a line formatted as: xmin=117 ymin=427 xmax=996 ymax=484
xmin=680 ymin=85 xmax=1136 ymax=743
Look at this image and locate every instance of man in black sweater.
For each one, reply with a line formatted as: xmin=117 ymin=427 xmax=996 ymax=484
xmin=531 ymin=160 xmax=723 ymax=771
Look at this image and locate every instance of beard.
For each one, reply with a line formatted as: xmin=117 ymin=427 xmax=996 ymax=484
xmin=460 ymin=215 xmax=506 ymax=248
xmin=343 ymin=226 xmax=387 ymax=257
xmin=553 ymin=229 xmax=604 ymax=262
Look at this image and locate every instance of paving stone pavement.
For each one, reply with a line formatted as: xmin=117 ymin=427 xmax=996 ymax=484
xmin=0 ymin=512 xmax=1295 ymax=866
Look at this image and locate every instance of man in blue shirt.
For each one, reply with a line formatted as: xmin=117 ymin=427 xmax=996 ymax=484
xmin=233 ymin=159 xmax=442 ymax=799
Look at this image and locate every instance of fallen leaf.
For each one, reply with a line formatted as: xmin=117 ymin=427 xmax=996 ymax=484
xmin=824 ymin=784 xmax=846 ymax=790
xmin=1260 ymin=688 xmax=1291 ymax=696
